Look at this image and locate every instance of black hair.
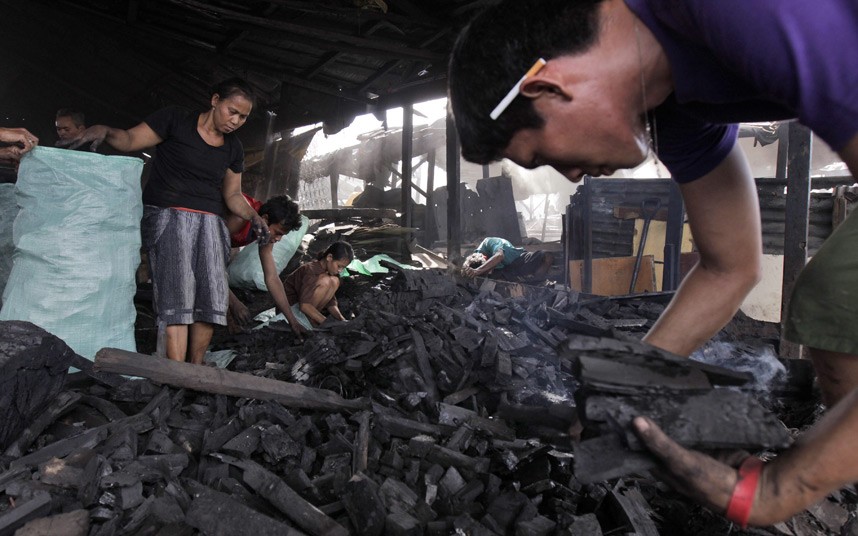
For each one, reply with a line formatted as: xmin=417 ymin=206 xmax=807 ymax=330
xmin=448 ymin=0 xmax=605 ymax=164
xmin=211 ymin=78 xmax=257 ymax=107
xmin=258 ymin=195 xmax=301 ymax=231
xmin=466 ymin=252 xmax=487 ymax=269
xmin=318 ymin=241 xmax=354 ymax=263
xmin=55 ymin=109 xmax=86 ymax=127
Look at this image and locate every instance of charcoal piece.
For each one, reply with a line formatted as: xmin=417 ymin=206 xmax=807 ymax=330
xmin=444 ymin=426 xmax=474 ymax=453
xmin=79 ymin=395 xmax=128 ymax=423
xmin=453 ymin=480 xmax=485 ymax=505
xmin=345 ymin=339 xmax=378 ymax=360
xmin=78 ymin=454 xmax=106 ymax=507
xmin=120 ymin=495 xmax=155 ymax=534
xmin=13 ymin=508 xmax=89 ymax=536
xmin=0 ymin=490 xmax=51 ymax=536
xmin=221 ymin=425 xmax=262 ymax=458
xmin=453 ymin=514 xmax=495 ymax=536
xmin=379 ymin=477 xmax=420 ymax=513
xmin=11 ymin=412 xmax=152 ymax=470
xmin=202 ymin=463 xmax=229 ymax=487
xmin=185 ymin=482 xmax=303 ymax=536
xmin=496 ymin=352 xmax=513 ymax=384
xmin=409 ymin=435 xmax=489 ymax=473
xmin=563 ymin=339 xmax=751 ymax=387
xmin=4 ymin=391 xmax=81 ymax=458
xmin=342 ymin=474 xmax=386 ymax=536
xmin=490 ymin=327 xmax=530 ymax=354
xmin=573 ymin=433 xmax=656 ymax=484
xmin=385 ymin=512 xmax=421 ymax=536
xmin=320 ymin=453 xmax=352 ymax=477
xmin=260 ymin=425 xmax=301 ymax=462
xmin=483 ymin=490 xmax=530 ymax=533
xmin=516 ymin=515 xmax=556 ymax=536
xmin=439 ymin=467 xmax=466 ymax=498
xmin=202 ymin=419 xmax=241 ymax=454
xmin=564 ymin=513 xmax=603 ymax=536
xmin=599 ymin=483 xmax=659 ymax=536
xmin=0 ymin=321 xmax=75 ymax=451
xmin=411 ymin=329 xmax=441 ymax=403
xmin=576 ymin=355 xmax=711 ymax=393
xmin=584 ymin=390 xmax=791 ymax=450
xmin=438 ymin=403 xmax=514 ymax=440
xmin=37 ymin=457 xmax=83 ymax=489
xmin=520 ymin=318 xmax=562 ymax=348
xmin=104 ymin=426 xmax=138 ymax=462
xmin=375 ymin=413 xmax=451 ymax=439
xmin=145 ymin=429 xmax=177 ymax=454
xmin=547 ymin=308 xmax=610 ymax=337
xmin=119 ymin=481 xmax=144 ymax=510
xmin=352 ymin=411 xmax=371 ymax=474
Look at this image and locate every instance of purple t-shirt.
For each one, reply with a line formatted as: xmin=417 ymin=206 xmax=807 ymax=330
xmin=625 ymin=0 xmax=858 ymax=182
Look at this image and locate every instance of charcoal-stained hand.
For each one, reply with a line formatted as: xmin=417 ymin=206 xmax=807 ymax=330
xmin=251 ymin=214 xmax=271 ymax=246
xmin=633 ymin=416 xmax=739 ymax=513
xmin=59 ymin=125 xmax=109 ymax=151
xmin=0 ymin=127 xmax=38 ymax=156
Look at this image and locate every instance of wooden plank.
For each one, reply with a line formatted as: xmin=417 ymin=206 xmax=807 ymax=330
xmin=569 ymin=256 xmax=656 ymax=295
xmin=94 ymin=348 xmax=369 ymax=413
xmin=301 ymin=208 xmax=397 ymax=220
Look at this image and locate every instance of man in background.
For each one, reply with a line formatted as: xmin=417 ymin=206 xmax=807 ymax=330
xmin=55 ymin=109 xmax=87 ymax=148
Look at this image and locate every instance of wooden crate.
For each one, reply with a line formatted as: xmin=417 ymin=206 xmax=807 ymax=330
xmin=569 ymin=255 xmax=656 ymax=295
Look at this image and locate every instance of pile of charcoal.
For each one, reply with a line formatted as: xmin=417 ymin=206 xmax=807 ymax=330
xmin=0 ymin=268 xmax=846 ymax=536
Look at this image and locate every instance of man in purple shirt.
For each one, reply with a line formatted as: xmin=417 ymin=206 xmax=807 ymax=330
xmin=449 ymin=0 xmax=858 ymax=527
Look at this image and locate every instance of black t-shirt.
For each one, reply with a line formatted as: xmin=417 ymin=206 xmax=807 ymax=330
xmin=141 ymin=106 xmax=244 ymax=216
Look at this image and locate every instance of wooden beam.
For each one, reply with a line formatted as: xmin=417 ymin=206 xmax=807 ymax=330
xmin=780 ymin=123 xmax=812 ymax=359
xmin=168 ymin=0 xmax=444 ymax=62
xmin=94 ymin=348 xmax=370 ymax=412
xmin=402 ymin=104 xmax=413 ymax=228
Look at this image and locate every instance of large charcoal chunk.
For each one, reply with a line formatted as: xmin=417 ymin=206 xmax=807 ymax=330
xmin=0 ymin=320 xmax=74 ymax=450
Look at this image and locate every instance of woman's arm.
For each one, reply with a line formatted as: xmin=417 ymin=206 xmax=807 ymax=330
xmin=223 ymin=169 xmax=270 ymax=244
xmin=299 ymin=302 xmax=327 ymax=325
xmin=258 ymin=243 xmax=306 ymax=335
xmin=65 ymin=123 xmax=162 ymax=153
xmin=327 ymin=304 xmax=346 ymax=321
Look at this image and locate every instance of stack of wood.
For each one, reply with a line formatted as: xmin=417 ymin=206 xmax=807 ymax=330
xmin=0 ymin=270 xmax=840 ymax=535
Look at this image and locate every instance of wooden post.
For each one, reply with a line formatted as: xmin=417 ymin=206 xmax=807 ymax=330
xmin=401 ymin=103 xmax=414 ymax=228
xmin=424 ymin=150 xmax=436 ymax=246
xmin=261 ymin=110 xmax=278 ymax=199
xmin=662 ymin=180 xmax=685 ymax=291
xmin=775 ymin=122 xmax=790 ymax=181
xmin=582 ymin=176 xmax=593 ymax=294
xmin=780 ymin=122 xmax=812 ymax=359
xmin=330 ymin=161 xmax=339 ymax=209
xmin=446 ymin=109 xmax=461 ymax=260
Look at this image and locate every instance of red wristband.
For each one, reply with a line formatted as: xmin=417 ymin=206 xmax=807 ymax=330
xmin=725 ymin=456 xmax=764 ymax=529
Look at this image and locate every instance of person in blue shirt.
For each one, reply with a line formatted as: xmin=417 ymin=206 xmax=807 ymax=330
xmin=462 ymin=237 xmax=552 ymax=280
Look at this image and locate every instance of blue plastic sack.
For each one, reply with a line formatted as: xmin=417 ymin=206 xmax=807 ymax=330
xmin=0 ymin=147 xmax=144 ymax=360
xmin=343 ymin=254 xmax=415 ymax=276
xmin=228 ymin=214 xmax=309 ymax=290
xmin=0 ymin=183 xmax=16 ymax=307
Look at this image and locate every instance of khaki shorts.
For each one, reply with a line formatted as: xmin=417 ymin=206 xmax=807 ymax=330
xmin=783 ymin=207 xmax=858 ymax=354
